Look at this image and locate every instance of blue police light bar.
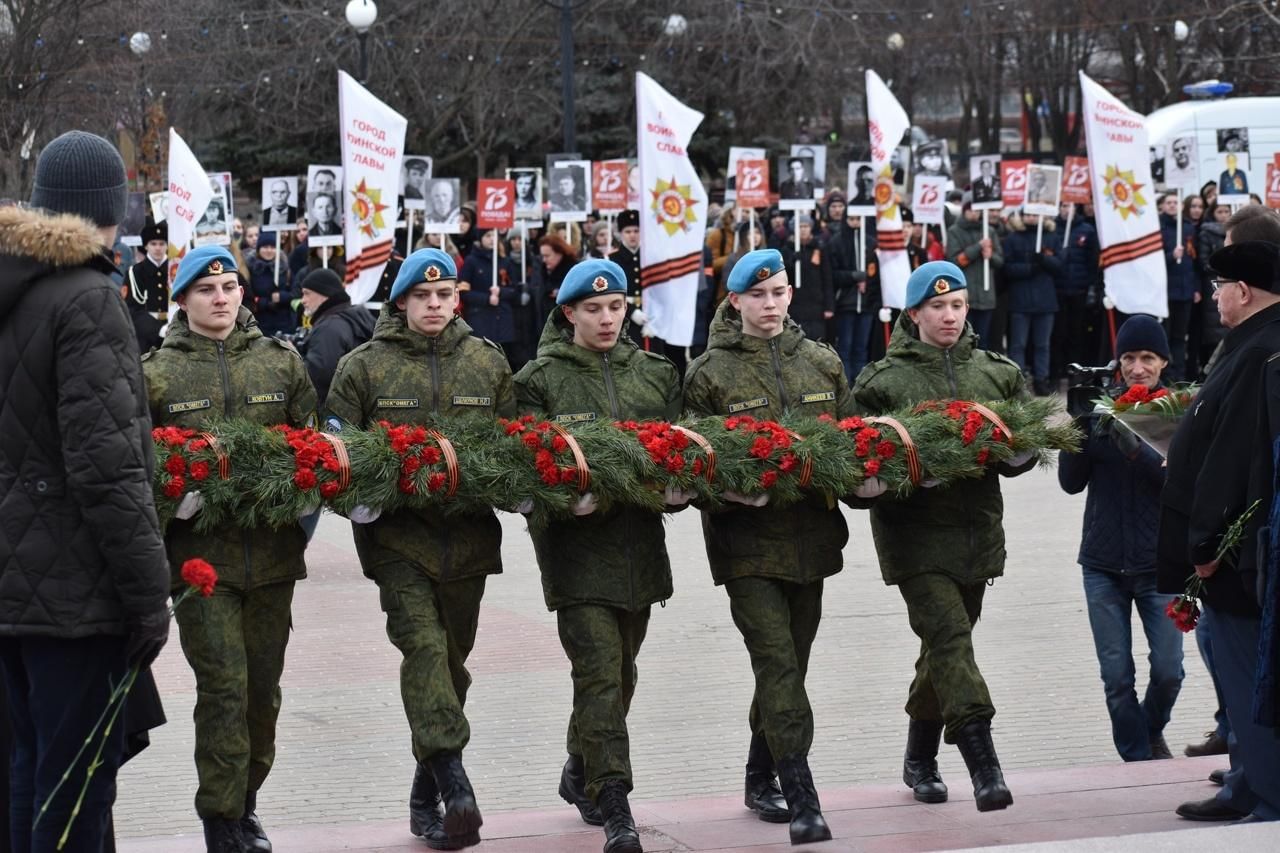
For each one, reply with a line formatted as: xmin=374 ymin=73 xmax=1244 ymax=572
xmin=1182 ymin=80 xmax=1234 ymax=99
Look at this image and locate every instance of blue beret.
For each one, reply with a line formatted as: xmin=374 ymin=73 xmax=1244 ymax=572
xmin=726 ymin=249 xmax=786 ymax=294
xmin=556 ymin=258 xmax=627 ymax=305
xmin=172 ymin=245 xmax=237 ymax=299
xmin=390 ymin=248 xmax=457 ymax=302
xmin=905 ymin=260 xmax=967 ymax=309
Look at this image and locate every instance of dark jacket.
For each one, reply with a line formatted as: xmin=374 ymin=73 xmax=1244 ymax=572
xmin=853 ymin=312 xmax=1031 ymax=585
xmin=1158 ymin=302 xmax=1280 ymax=615
xmin=1197 ymin=221 xmax=1229 ymax=353
xmin=781 ymin=234 xmax=834 ymax=338
xmin=1058 ymin=408 xmax=1166 ymax=574
xmin=947 ymin=215 xmax=1004 ymax=312
xmin=824 ymin=221 xmax=876 ymax=314
xmin=247 ymin=253 xmax=294 ymax=338
xmin=1160 ymin=212 xmax=1198 ymax=303
xmin=514 ymin=311 xmax=682 ymax=612
xmin=1054 ymin=214 xmax=1100 ymax=296
xmin=0 ymin=206 xmax=169 ymax=637
xmin=302 ymin=297 xmax=375 ymax=405
xmin=1002 ymin=219 xmax=1062 ymax=314
xmin=683 ymin=300 xmax=853 ymax=586
xmin=458 ymin=244 xmax=520 ymax=343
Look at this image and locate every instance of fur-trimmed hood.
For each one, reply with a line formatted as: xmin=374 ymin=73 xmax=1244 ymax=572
xmin=0 ymin=205 xmax=111 ymax=320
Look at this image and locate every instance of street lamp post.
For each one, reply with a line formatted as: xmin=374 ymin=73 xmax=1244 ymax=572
xmin=541 ymin=0 xmax=588 ymax=153
xmin=129 ymin=31 xmax=152 ymax=189
xmin=345 ymin=0 xmax=378 ymax=84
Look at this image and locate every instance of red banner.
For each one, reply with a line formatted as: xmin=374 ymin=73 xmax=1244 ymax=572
xmin=1267 ymin=164 xmax=1280 ymax=210
xmin=736 ymin=158 xmax=770 ymax=208
xmin=1001 ymin=159 xmax=1031 ymax=207
xmin=475 ymin=179 xmax=515 ymax=230
xmin=1061 ymin=156 xmax=1092 ymax=205
xmin=593 ymin=160 xmax=628 ymax=212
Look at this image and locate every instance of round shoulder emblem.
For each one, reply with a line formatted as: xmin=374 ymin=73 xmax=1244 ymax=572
xmin=591 ymin=275 xmax=609 ymax=292
xmin=424 ymin=265 xmax=442 ymax=282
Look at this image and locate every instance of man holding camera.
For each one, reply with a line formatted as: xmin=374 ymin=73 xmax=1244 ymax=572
xmin=1059 ymin=317 xmax=1184 ymax=762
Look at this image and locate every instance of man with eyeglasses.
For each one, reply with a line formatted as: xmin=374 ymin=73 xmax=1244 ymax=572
xmin=1159 ymin=206 xmax=1280 ymax=825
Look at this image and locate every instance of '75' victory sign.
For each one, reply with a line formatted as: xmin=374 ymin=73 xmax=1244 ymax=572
xmin=476 ymin=179 xmax=515 ymax=230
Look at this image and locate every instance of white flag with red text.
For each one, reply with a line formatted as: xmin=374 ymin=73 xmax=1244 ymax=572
xmin=1080 ymin=72 xmax=1167 ymax=319
xmin=339 ymin=70 xmax=407 ymax=304
xmin=636 ymin=72 xmax=707 ymax=346
xmin=866 ymin=70 xmax=911 ymax=309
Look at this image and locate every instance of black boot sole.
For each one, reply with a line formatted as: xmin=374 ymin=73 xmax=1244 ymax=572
xmin=442 ymin=803 xmax=483 ymax=842
xmin=426 ymin=831 xmax=480 ymax=850
xmin=975 ymin=790 xmax=1013 ymax=812
xmin=913 ymin=787 xmax=948 ymax=804
xmin=559 ymin=775 xmax=604 ymax=826
xmin=745 ymin=799 xmax=791 ymax=824
xmin=603 ymin=832 xmax=643 ymax=853
xmin=789 ymin=822 xmax=833 ymax=845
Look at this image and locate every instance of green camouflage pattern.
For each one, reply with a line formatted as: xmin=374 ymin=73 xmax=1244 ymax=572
xmin=853 ymin=312 xmax=1027 ymax=586
xmin=897 ymin=573 xmax=994 ymax=741
xmin=325 ymin=308 xmax=515 ymax=583
xmin=727 ymin=576 xmax=823 ymax=760
xmin=513 ymin=310 xmax=680 ymax=613
xmin=557 ymin=603 xmax=650 ymax=800
xmin=374 ymin=561 xmax=486 ymax=761
xmin=142 ymin=307 xmax=317 ymax=591
xmin=683 ymin=299 xmax=853 ymax=585
xmin=174 ymin=580 xmax=295 ymax=819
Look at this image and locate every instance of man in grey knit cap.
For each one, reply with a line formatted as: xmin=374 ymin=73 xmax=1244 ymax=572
xmin=1 ymin=131 xmax=171 ymax=853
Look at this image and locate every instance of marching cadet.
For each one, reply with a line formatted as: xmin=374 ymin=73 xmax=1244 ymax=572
xmin=852 ymin=261 xmax=1035 ymax=813
xmin=124 ymin=218 xmax=169 ymax=350
xmin=683 ymin=248 xmax=878 ymax=846
xmin=613 ymin=209 xmax=647 ymax=343
xmin=325 ymin=248 xmax=514 ymax=851
xmin=141 ymin=245 xmax=318 ymax=853
xmin=513 ymin=258 xmax=682 ymax=853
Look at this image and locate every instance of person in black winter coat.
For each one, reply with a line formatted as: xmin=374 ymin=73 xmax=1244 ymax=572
xmin=780 ymin=213 xmax=834 ymax=342
xmin=459 ymin=229 xmax=521 ymax=360
xmin=1058 ymin=317 xmax=1183 ymax=762
xmin=1052 ymin=202 xmax=1100 ymax=379
xmin=247 ymin=231 xmax=294 ymax=338
xmin=825 ymin=206 xmax=880 ymax=383
xmin=0 ymin=133 xmax=170 ymax=853
xmin=1195 ymin=203 xmax=1231 ymax=372
xmin=1002 ymin=210 xmax=1063 ymax=395
xmin=1158 ymin=193 xmax=1199 ymax=382
xmin=296 ymin=268 xmax=375 ymax=406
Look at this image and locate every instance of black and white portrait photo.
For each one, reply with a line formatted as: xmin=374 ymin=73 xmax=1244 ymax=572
xmin=891 ymin=144 xmax=910 ymax=188
xmin=261 ymin=176 xmax=299 ymax=230
xmin=1023 ymin=163 xmax=1062 ymax=215
xmin=194 ymin=173 xmax=232 ymax=247
xmin=970 ymin=155 xmax=1002 ymax=207
xmin=149 ymin=191 xmax=168 ymax=225
xmin=778 ymin=156 xmax=815 ymax=210
xmin=423 ymin=177 xmax=463 ymax=233
xmin=548 ymin=160 xmax=591 ymax=221
xmin=846 ymin=161 xmax=876 ymax=215
xmin=401 ymin=156 xmax=432 ymax=210
xmin=913 ymin=141 xmax=951 ymax=181
xmin=1216 ymin=127 xmax=1249 ymax=154
xmin=1164 ymin=136 xmax=1199 ymax=189
xmin=790 ymin=144 xmax=827 ymax=199
xmin=508 ymin=167 xmax=543 ymax=219
xmin=1149 ymin=145 xmax=1166 ymax=186
xmin=305 ymin=165 xmax=344 ymax=246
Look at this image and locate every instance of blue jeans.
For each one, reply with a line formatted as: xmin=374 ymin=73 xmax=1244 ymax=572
xmin=835 ymin=311 xmax=875 ymax=384
xmin=1008 ymin=311 xmax=1055 ymax=381
xmin=1211 ymin=608 xmax=1280 ymax=819
xmin=968 ymin=309 xmax=994 ymax=349
xmin=1081 ymin=567 xmax=1185 ymax=761
xmin=1194 ymin=605 xmax=1231 ymax=741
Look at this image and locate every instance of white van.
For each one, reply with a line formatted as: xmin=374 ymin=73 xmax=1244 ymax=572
xmin=1146 ymin=96 xmax=1280 ymax=201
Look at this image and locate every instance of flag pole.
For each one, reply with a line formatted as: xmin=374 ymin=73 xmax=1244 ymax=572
xmin=982 ymin=209 xmax=991 ymax=292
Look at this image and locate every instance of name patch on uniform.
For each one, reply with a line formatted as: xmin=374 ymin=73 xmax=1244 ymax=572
xmin=727 ymin=397 xmax=769 ymax=413
xmin=246 ymin=392 xmax=286 ymax=405
xmin=451 ymin=395 xmax=492 ymax=407
xmin=799 ymin=391 xmax=836 ymax=404
xmin=376 ymin=398 xmax=420 ymax=409
xmin=167 ymin=399 xmax=211 ymax=414
xmin=554 ymin=412 xmax=596 ymax=424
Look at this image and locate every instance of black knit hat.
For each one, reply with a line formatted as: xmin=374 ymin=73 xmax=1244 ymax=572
xmin=1115 ymin=315 xmax=1170 ymax=360
xmin=29 ymin=131 xmax=128 ymax=227
xmin=299 ymin=267 xmax=348 ymax=302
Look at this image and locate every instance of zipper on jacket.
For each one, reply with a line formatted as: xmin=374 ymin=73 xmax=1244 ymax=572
xmin=769 ymin=339 xmax=791 ymax=410
xmin=942 ymin=348 xmax=959 ymax=398
xmin=217 ymin=340 xmax=252 ymax=587
xmin=600 ymin=352 xmax=622 ymax=419
xmin=428 ymin=338 xmax=441 ymax=414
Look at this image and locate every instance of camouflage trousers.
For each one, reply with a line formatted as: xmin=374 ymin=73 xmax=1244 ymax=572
xmin=558 ymin=604 xmax=651 ymax=802
xmin=897 ymin=573 xmax=994 ymax=742
xmin=174 ymin=580 xmax=295 ymax=819
xmin=725 ymin=576 xmax=823 ymax=761
xmin=374 ymin=561 xmax=486 ymax=762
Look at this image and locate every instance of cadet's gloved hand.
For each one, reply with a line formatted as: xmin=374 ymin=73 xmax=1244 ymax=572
xmin=297 ymin=503 xmax=320 ymax=521
xmin=641 ymin=323 xmax=655 ymax=339
xmin=663 ymin=484 xmax=695 ymax=506
xmin=570 ymin=492 xmax=598 ymax=516
xmin=919 ymin=477 xmax=942 ymax=489
xmin=125 ymin=607 xmax=171 ymax=668
xmin=722 ymin=490 xmax=769 ymax=507
xmin=1006 ymin=449 xmax=1037 ymax=467
xmin=853 ymin=477 xmax=887 ymax=499
xmin=511 ymin=498 xmax=534 ymax=515
xmin=174 ymin=491 xmax=204 ymax=520
xmin=1110 ymin=423 xmax=1142 ymax=458
xmin=630 ymin=308 xmax=649 ymax=327
xmin=349 ymin=505 xmax=382 ymax=524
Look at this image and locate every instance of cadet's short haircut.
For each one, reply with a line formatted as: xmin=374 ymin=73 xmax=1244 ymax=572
xmin=1226 ymin=206 xmax=1280 ymax=243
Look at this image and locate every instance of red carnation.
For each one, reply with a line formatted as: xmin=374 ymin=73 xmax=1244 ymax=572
xmin=503 ymin=420 xmax=523 ymax=436
xmin=876 ymin=440 xmax=897 ymax=459
xmin=163 ymin=476 xmax=185 ymax=499
xmin=188 ymin=438 xmax=209 ymax=452
xmin=398 ymin=477 xmax=417 ymax=495
xmin=402 ymin=455 xmax=422 ymax=474
xmin=760 ymin=470 xmax=779 ymax=489
xmin=426 ymin=472 xmax=447 ymax=493
xmin=180 ymin=558 xmax=218 ymax=597
xmin=749 ymin=436 xmax=774 ymax=459
xmin=522 ymin=431 xmax=543 ymax=449
xmin=420 ymin=446 xmax=442 ymax=465
xmin=551 ymin=435 xmax=569 ymax=453
xmin=976 ymin=448 xmax=991 ymax=465
xmin=864 ymin=459 xmax=882 ymax=477
xmin=319 ymin=481 xmax=341 ymax=499
xmin=189 ymin=461 xmax=211 ymax=482
xmin=779 ymin=453 xmax=798 ymax=473
xmin=691 ymin=457 xmax=704 ymax=476
xmin=165 ymin=454 xmax=186 ymax=476
xmin=293 ymin=469 xmax=318 ymax=490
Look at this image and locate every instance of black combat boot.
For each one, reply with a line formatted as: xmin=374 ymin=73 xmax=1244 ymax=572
xmin=775 ymin=756 xmax=832 ymax=846
xmin=428 ymin=752 xmax=483 ymax=848
xmin=410 ymin=762 xmax=459 ymax=849
xmin=596 ymin=780 xmax=643 ymax=853
xmin=954 ymin=720 xmax=1013 ymax=812
xmin=202 ymin=817 xmax=247 ymax=853
xmin=744 ymin=732 xmax=789 ymax=823
xmin=239 ymin=791 xmax=271 ymax=852
xmin=902 ymin=719 xmax=948 ymax=803
xmin=559 ymin=754 xmax=604 ymax=826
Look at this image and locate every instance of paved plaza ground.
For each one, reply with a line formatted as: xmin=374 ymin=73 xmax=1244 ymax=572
xmin=115 ymin=466 xmax=1278 ymax=850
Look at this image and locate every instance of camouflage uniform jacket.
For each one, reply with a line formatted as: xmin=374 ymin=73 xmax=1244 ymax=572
xmin=325 ymin=308 xmax=515 ymax=582
xmin=142 ymin=307 xmax=317 ymax=591
xmin=513 ymin=311 xmax=681 ymax=612
xmin=852 ymin=312 xmax=1027 ymax=586
xmin=683 ymin=299 xmax=854 ymax=586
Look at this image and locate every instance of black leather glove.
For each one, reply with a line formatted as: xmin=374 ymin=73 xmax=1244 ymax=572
xmin=125 ymin=608 xmax=172 ymax=668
